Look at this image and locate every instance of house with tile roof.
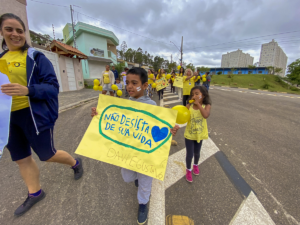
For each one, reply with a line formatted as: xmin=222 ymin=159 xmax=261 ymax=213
xmin=63 ymin=22 xmax=119 ymax=80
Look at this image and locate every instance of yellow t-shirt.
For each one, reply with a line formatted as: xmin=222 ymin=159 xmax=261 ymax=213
xmin=183 ymin=76 xmax=198 ymax=95
xmin=2 ymin=50 xmax=29 ymax=111
xmin=184 ymin=104 xmax=208 ymax=143
xmin=148 ymin=74 xmax=154 ymax=84
xmin=156 ymin=74 xmax=165 ymax=80
xmin=178 ymin=73 xmax=183 ymax=77
xmin=103 ymin=71 xmax=110 ymax=84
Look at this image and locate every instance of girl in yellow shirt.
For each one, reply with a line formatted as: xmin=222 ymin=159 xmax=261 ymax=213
xmin=182 ymin=69 xmax=199 ymax=106
xmin=184 ymin=86 xmax=211 ymax=182
xmin=156 ymin=69 xmax=165 ymax=100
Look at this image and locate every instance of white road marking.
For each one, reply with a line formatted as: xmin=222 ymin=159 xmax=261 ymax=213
xmin=230 ymin=191 xmax=275 ymax=225
xmin=163 ymin=99 xmax=181 ymax=105
xmin=164 ymin=95 xmax=179 ymax=99
xmin=148 ymin=138 xmax=220 ymax=225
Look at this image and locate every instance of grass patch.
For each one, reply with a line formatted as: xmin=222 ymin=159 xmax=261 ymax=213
xmin=211 ymin=75 xmax=300 ymax=95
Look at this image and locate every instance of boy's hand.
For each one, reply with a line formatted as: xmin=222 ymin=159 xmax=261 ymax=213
xmin=170 ymin=125 xmax=180 ymax=136
xmin=91 ymin=107 xmax=98 ymax=117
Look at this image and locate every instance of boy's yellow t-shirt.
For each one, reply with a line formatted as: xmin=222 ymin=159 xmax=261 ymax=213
xmin=103 ymin=71 xmax=110 ymax=84
xmin=183 ymin=76 xmax=198 ymax=95
xmin=184 ymin=104 xmax=208 ymax=143
xmin=2 ymin=50 xmax=29 ymax=111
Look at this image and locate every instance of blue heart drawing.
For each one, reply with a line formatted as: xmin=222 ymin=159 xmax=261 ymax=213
xmin=151 ymin=126 xmax=169 ymax=143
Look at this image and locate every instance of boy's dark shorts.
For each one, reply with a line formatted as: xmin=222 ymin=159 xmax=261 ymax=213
xmin=6 ymin=107 xmax=57 ymax=161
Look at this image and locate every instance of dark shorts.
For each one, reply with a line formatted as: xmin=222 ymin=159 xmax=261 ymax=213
xmin=6 ymin=107 xmax=57 ymax=161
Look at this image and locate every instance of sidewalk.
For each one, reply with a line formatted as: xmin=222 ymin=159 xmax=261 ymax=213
xmin=58 ymin=88 xmax=100 ymax=108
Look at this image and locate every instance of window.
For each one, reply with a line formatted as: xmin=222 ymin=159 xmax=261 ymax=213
xmin=248 ymin=71 xmax=253 ymax=74
xmin=258 ymin=71 xmax=262 ymax=74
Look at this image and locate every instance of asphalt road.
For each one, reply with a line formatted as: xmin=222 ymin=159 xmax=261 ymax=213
xmin=208 ymin=86 xmax=300 ymax=224
xmin=0 ymin=87 xmax=299 ymax=225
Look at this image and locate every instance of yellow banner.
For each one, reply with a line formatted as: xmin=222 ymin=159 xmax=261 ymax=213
xmin=173 ymin=76 xmax=183 ymax=88
xmin=156 ymin=77 xmax=169 ymax=91
xmin=75 ymin=95 xmax=177 ymax=180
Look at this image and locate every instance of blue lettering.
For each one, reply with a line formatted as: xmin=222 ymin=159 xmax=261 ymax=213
xmin=104 ymin=114 xmax=111 ymax=121
xmin=145 ymin=126 xmax=150 ymax=134
xmin=136 ymin=119 xmax=143 ymax=131
xmin=120 ymin=114 xmax=126 ymax=124
xmin=111 ymin=113 xmax=119 ymax=122
xmin=125 ymin=118 xmax=131 ymax=127
xmin=145 ymin=139 xmax=152 ymax=148
xmin=131 ymin=119 xmax=134 ymax=128
xmin=141 ymin=121 xmax=148 ymax=131
xmin=141 ymin=136 xmax=146 ymax=143
xmin=105 ymin=122 xmax=110 ymax=130
xmin=110 ymin=124 xmax=115 ymax=131
xmin=125 ymin=129 xmax=130 ymax=137
xmin=133 ymin=132 xmax=139 ymax=139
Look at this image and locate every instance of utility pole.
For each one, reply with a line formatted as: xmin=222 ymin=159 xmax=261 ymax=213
xmin=180 ymin=36 xmax=183 ymax=66
xmin=52 ymin=24 xmax=55 ymax=40
xmin=70 ymin=5 xmax=76 ymax=48
xmin=171 ymin=54 xmax=172 ymax=63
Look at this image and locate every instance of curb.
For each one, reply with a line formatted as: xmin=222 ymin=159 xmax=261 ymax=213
xmin=211 ymin=85 xmax=297 ymax=94
xmin=59 ymin=96 xmax=99 ymax=113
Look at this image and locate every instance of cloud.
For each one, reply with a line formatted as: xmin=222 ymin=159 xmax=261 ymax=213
xmin=26 ymin=0 xmax=300 ymax=68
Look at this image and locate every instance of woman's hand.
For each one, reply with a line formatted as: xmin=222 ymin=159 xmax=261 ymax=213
xmin=193 ymin=94 xmax=203 ymax=105
xmin=91 ymin=107 xmax=98 ymax=117
xmin=170 ymin=125 xmax=180 ymax=136
xmin=1 ymin=83 xmax=29 ymax=96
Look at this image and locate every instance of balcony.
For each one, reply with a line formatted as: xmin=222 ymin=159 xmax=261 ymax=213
xmin=108 ymin=50 xmax=117 ymax=61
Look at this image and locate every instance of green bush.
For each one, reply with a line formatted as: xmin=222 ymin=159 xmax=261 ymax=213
xmin=290 ymin=87 xmax=299 ymax=91
xmin=262 ymin=83 xmax=271 ymax=89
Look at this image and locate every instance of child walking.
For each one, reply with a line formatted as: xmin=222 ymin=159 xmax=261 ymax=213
xmin=115 ymin=78 xmax=122 ymax=97
xmin=184 ymin=86 xmax=211 ymax=182
xmin=91 ymin=67 xmax=179 ymax=224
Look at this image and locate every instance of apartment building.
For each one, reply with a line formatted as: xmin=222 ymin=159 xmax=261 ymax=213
xmin=221 ymin=49 xmax=254 ymax=68
xmin=259 ymin=39 xmax=288 ymax=77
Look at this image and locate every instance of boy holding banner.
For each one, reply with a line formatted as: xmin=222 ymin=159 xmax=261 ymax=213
xmin=91 ymin=67 xmax=179 ymax=224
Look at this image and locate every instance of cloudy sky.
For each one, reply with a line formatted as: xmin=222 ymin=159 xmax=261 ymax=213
xmin=27 ymin=0 xmax=300 ymax=68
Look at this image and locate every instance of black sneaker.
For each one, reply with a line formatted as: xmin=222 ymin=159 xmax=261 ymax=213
xmin=137 ymin=204 xmax=148 ymax=224
xmin=72 ymin=157 xmax=83 ymax=180
xmin=14 ymin=190 xmax=46 ymax=216
xmin=135 ymin=179 xmax=139 ymax=187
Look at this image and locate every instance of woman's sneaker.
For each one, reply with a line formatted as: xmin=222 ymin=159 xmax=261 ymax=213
xmin=186 ymin=169 xmax=193 ymax=182
xmin=193 ymin=165 xmax=200 ymax=175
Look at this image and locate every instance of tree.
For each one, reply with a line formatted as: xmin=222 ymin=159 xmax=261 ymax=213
xmin=152 ymin=56 xmax=164 ymax=71
xmin=197 ymin=66 xmax=210 ymax=73
xmin=267 ymin=66 xmax=274 ymax=75
xmin=121 ymin=41 xmax=127 ymax=53
xmin=274 ymin=67 xmax=283 ymax=75
xmin=217 ymin=71 xmax=222 ymax=75
xmin=135 ymin=47 xmax=143 ymax=66
xmin=287 ymin=59 xmax=300 ymax=85
xmin=230 ymin=68 xmax=237 ymax=74
xmin=186 ymin=63 xmax=195 ymax=72
xmin=114 ymin=62 xmax=125 ymax=76
xmin=168 ymin=62 xmax=177 ymax=72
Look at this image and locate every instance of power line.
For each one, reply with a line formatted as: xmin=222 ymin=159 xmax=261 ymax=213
xmin=74 ymin=11 xmax=174 ymax=46
xmin=29 ymin=0 xmax=68 ymax=7
xmin=185 ymin=30 xmax=300 ymax=50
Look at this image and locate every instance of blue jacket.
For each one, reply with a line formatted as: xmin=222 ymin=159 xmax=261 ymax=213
xmin=0 ymin=48 xmax=59 ymax=135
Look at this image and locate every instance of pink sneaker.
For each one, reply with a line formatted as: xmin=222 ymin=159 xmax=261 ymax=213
xmin=186 ymin=169 xmax=193 ymax=182
xmin=193 ymin=165 xmax=200 ymax=175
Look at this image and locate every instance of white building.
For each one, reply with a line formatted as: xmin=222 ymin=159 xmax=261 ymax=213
xmin=259 ymin=39 xmax=288 ymax=77
xmin=221 ymin=49 xmax=254 ymax=68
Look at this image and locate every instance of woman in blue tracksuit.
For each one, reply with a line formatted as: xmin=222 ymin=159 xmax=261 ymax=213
xmin=0 ymin=13 xmax=84 ymax=216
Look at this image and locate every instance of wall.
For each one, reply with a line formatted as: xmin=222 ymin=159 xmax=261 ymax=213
xmin=72 ymin=58 xmax=84 ymax=90
xmin=0 ymin=0 xmax=31 ymax=53
xmin=107 ymin=43 xmax=117 ymax=55
xmin=57 ymin=56 xmax=69 ymax=91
